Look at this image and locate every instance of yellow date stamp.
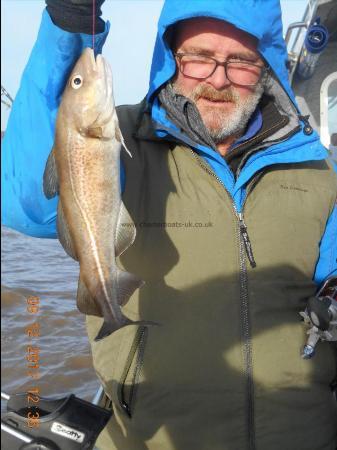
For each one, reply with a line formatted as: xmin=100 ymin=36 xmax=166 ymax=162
xmin=25 ymin=296 xmax=41 ymax=428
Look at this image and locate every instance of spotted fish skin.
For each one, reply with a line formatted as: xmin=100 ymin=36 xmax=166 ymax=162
xmin=43 ymin=48 xmax=144 ymax=341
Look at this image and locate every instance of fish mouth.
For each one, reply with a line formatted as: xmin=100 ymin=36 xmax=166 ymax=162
xmin=91 ymin=55 xmax=115 ymax=133
xmin=95 ymin=53 xmax=113 ymax=109
xmin=81 ymin=47 xmax=98 ymax=72
xmin=81 ymin=48 xmax=113 ymax=97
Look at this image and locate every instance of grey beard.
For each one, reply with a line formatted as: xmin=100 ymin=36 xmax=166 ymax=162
xmin=159 ymin=83 xmax=218 ymax=150
xmin=171 ymin=75 xmax=266 ymax=145
xmin=210 ymin=82 xmax=264 ymax=143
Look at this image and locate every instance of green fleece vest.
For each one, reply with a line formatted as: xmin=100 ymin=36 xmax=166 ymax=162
xmin=86 ymin=103 xmax=337 ymax=450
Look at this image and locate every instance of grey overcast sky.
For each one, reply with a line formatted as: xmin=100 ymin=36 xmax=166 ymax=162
xmin=1 ymin=0 xmax=308 ymax=129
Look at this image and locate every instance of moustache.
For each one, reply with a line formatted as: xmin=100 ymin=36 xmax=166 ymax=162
xmin=191 ymin=85 xmax=239 ymax=103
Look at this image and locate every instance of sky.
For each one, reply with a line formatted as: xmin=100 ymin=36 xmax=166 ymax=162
xmin=1 ymin=0 xmax=308 ymax=129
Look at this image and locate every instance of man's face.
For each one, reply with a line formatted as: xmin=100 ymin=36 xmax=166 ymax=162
xmin=172 ymin=18 xmax=265 ymax=142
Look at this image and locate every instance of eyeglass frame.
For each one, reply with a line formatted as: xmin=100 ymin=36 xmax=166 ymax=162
xmin=174 ymin=52 xmax=269 ymax=86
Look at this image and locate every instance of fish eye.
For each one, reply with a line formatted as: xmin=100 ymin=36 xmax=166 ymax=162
xmin=71 ymin=75 xmax=83 ymax=89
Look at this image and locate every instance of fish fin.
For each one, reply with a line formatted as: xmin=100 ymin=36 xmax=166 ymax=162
xmin=76 ymin=268 xmax=143 ymax=316
xmin=114 ymin=115 xmax=132 ymax=158
xmin=115 ymin=203 xmax=136 ymax=257
xmin=116 ymin=268 xmax=144 ymax=306
xmin=88 ymin=115 xmax=118 ymax=140
xmin=87 ymin=126 xmax=115 ymax=139
xmin=43 ymin=148 xmax=59 ymax=199
xmin=76 ymin=276 xmax=103 ymax=317
xmin=57 ymin=202 xmax=78 ymax=260
xmin=94 ymin=317 xmax=157 ymax=342
xmin=87 ymin=127 xmax=103 ymax=138
xmin=121 ymin=139 xmax=132 ymax=158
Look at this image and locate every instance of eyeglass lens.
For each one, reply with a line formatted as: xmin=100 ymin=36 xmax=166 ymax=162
xmin=178 ymin=55 xmax=262 ymax=86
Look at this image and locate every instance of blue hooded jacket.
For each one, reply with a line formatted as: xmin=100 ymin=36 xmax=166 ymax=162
xmin=1 ymin=0 xmax=336 ymax=284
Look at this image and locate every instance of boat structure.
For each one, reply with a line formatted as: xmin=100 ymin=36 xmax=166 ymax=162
xmin=285 ymin=0 xmax=337 ymax=161
xmin=1 ymin=85 xmax=13 ymax=139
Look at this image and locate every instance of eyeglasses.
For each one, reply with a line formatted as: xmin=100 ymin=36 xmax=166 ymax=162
xmin=174 ymin=52 xmax=266 ymax=87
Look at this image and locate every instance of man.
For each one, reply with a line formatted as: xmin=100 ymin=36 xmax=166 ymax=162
xmin=2 ymin=1 xmax=337 ymax=449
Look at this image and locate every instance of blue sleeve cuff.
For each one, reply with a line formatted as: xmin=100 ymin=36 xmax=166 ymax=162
xmin=26 ymin=9 xmax=110 ymax=112
xmin=1 ymin=9 xmax=110 ymax=238
xmin=314 ymin=203 xmax=337 ymax=285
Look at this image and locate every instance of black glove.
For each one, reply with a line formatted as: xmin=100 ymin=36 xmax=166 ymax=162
xmin=46 ymin=0 xmax=106 ymax=34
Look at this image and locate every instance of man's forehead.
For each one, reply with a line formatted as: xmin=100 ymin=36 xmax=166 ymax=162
xmin=174 ymin=17 xmax=259 ymax=52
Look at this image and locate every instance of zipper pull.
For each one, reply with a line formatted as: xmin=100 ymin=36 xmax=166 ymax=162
xmin=121 ymin=401 xmax=132 ymax=418
xmin=238 ymin=213 xmax=256 ymax=268
xmin=298 ymin=114 xmax=313 ymax=136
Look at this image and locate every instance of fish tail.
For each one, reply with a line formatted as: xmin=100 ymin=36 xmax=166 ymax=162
xmin=93 ymin=269 xmax=147 ymax=341
xmin=77 ymin=266 xmax=151 ymax=341
xmin=94 ymin=317 xmax=158 ymax=342
xmin=94 ymin=319 xmax=122 ymax=341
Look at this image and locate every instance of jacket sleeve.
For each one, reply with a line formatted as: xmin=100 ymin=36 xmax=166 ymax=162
xmin=314 ymin=201 xmax=337 ymax=285
xmin=1 ymin=9 xmax=109 ymax=238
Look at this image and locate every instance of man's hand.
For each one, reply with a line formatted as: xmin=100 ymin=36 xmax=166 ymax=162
xmin=300 ymin=277 xmax=337 ymax=359
xmin=46 ymin=0 xmax=106 ymax=34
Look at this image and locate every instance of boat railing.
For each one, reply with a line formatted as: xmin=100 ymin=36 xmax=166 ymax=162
xmin=285 ymin=0 xmax=319 ymax=84
xmin=320 ymin=71 xmax=337 ymax=158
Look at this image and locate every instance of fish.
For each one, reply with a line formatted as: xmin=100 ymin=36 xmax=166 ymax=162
xmin=43 ymin=48 xmax=145 ymax=341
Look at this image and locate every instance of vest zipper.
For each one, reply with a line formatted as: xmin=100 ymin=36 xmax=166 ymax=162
xmin=188 ymin=149 xmax=256 ymax=450
xmin=119 ymin=326 xmax=148 ymax=418
xmin=238 ymin=212 xmax=256 ymax=268
xmin=238 ymin=217 xmax=256 ymax=450
xmin=188 ymin=149 xmax=256 ymax=267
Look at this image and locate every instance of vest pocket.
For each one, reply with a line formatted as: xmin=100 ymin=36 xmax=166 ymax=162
xmin=118 ymin=325 xmax=148 ymax=418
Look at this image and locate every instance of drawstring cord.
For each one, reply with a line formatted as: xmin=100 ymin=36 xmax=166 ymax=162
xmin=298 ymin=114 xmax=313 ymax=135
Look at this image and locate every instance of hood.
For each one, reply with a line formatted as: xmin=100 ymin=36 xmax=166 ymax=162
xmin=147 ymin=0 xmax=293 ymax=103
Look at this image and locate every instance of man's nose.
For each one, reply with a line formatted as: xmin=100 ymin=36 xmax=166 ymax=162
xmin=206 ymin=64 xmax=231 ymax=89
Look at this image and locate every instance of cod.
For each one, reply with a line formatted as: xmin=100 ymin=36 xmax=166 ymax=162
xmin=43 ymin=48 xmax=144 ymax=341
